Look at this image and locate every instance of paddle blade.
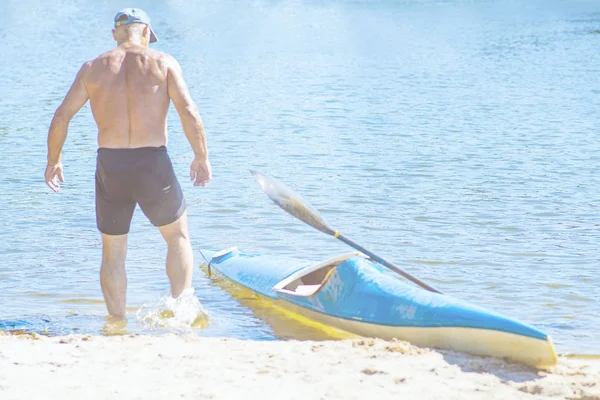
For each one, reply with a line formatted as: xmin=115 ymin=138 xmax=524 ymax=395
xmin=250 ymin=170 xmax=336 ymax=236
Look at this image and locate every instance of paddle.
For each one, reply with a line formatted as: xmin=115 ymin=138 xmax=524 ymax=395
xmin=250 ymin=170 xmax=443 ymax=294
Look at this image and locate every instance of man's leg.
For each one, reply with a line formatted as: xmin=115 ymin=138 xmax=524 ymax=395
xmin=96 ymin=148 xmax=137 ymax=316
xmin=100 ymin=233 xmax=128 ymax=316
xmin=158 ymin=211 xmax=193 ymax=297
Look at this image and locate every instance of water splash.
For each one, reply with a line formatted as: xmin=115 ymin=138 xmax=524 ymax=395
xmin=135 ymin=288 xmax=210 ymax=333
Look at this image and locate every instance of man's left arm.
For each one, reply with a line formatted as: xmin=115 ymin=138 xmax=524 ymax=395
xmin=45 ymin=62 xmax=91 ymax=192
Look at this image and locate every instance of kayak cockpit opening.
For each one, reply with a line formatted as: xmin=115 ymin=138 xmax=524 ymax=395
xmin=274 ymin=252 xmax=364 ymax=297
xmin=281 ymin=265 xmax=337 ymax=296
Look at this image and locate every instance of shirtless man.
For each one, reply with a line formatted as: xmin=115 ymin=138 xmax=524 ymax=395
xmin=45 ymin=8 xmax=211 ymax=317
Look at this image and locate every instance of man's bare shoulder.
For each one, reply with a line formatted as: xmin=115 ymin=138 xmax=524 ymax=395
xmin=83 ymin=49 xmax=123 ymax=72
xmin=147 ymin=49 xmax=181 ymax=70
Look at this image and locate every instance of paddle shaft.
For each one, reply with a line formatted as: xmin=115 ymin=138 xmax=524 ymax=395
xmin=250 ymin=170 xmax=442 ymax=294
xmin=336 ymin=233 xmax=443 ymax=294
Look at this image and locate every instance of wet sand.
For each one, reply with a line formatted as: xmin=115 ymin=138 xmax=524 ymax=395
xmin=0 ymin=334 xmax=598 ymax=400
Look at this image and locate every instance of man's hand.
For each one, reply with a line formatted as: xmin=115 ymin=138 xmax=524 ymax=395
xmin=45 ymin=163 xmax=65 ymax=193
xmin=190 ymin=158 xmax=212 ymax=187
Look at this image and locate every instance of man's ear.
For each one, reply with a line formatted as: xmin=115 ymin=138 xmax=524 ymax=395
xmin=112 ymin=28 xmax=117 ymax=41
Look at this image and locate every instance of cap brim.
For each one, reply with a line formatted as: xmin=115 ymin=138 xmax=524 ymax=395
xmin=149 ymin=27 xmax=158 ymax=43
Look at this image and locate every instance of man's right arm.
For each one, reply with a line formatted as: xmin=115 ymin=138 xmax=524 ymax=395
xmin=45 ymin=62 xmax=90 ymax=192
xmin=167 ymin=56 xmax=211 ymax=187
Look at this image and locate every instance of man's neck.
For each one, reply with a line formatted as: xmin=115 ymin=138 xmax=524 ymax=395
xmin=117 ymin=39 xmax=145 ymax=47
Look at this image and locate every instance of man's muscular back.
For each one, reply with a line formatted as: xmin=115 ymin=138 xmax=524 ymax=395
xmin=46 ymin=12 xmax=210 ymax=193
xmin=83 ymin=44 xmax=172 ymax=148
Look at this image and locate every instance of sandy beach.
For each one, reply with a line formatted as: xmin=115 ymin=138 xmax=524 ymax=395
xmin=0 ymin=334 xmax=597 ymax=400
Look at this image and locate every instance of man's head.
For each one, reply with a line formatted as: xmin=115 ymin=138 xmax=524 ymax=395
xmin=112 ymin=8 xmax=158 ymax=46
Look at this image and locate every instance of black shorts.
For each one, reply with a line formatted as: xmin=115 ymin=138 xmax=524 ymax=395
xmin=95 ymin=146 xmax=187 ymax=235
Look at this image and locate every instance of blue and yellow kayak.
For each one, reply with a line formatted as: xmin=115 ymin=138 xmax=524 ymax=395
xmin=202 ymin=247 xmax=557 ymax=368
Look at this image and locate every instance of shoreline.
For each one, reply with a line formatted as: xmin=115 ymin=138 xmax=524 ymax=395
xmin=0 ymin=333 xmax=598 ymax=399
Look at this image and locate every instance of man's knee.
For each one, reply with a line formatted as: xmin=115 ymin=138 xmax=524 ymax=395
xmin=159 ymin=213 xmax=191 ymax=245
xmin=163 ymin=229 xmax=190 ymax=246
xmin=101 ymin=233 xmax=128 ymax=262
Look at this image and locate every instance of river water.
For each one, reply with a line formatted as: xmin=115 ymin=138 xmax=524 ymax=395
xmin=0 ymin=0 xmax=598 ymax=354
